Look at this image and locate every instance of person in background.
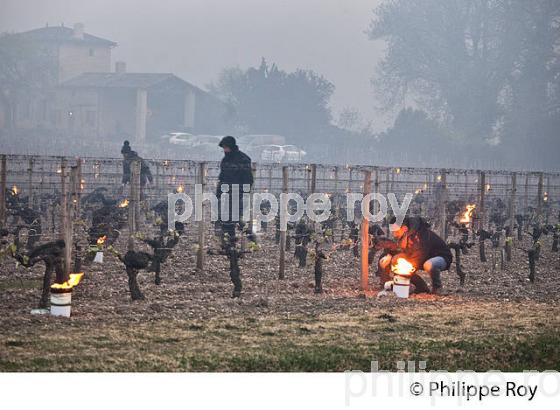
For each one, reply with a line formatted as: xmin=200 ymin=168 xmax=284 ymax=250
xmin=217 ymin=136 xmax=255 ymax=297
xmin=121 ymin=140 xmax=153 ymax=187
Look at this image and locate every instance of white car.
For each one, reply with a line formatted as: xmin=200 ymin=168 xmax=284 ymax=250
xmin=255 ymin=145 xmax=285 ymax=162
xmin=165 ymin=132 xmax=196 ymax=146
xmin=191 ymin=135 xmax=223 ymax=156
xmin=281 ymin=145 xmax=306 ymax=162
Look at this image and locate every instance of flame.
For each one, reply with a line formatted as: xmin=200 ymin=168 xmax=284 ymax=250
xmin=177 ymin=185 xmax=184 ymax=193
xmin=11 ymin=185 xmax=18 ymax=195
xmin=50 ymin=273 xmax=84 ymax=290
xmin=391 ymin=258 xmax=415 ymax=276
xmin=459 ymin=204 xmax=476 ymax=225
xmin=97 ymin=235 xmax=107 ymax=246
xmin=118 ymin=199 xmax=129 ymax=208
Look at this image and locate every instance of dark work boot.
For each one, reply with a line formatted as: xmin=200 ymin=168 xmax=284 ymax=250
xmin=410 ymin=273 xmax=431 ymax=294
xmin=430 ymin=268 xmax=442 ymax=294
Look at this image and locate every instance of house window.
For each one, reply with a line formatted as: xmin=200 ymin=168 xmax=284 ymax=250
xmin=89 ymin=48 xmax=95 ymax=57
xmin=85 ymin=110 xmax=96 ymax=127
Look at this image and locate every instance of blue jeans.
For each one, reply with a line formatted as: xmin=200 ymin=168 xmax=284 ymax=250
xmin=422 ymin=256 xmax=447 ymax=289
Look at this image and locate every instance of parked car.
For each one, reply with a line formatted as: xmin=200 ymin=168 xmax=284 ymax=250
xmin=281 ymin=145 xmax=306 ymax=162
xmin=252 ymin=145 xmax=285 ymax=162
xmin=238 ymin=134 xmax=286 ymax=151
xmin=164 ymin=132 xmax=195 ymax=146
xmin=191 ymin=135 xmax=223 ymax=157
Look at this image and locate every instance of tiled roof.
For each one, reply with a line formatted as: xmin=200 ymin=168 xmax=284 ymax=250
xmin=17 ymin=26 xmax=116 ymax=47
xmin=61 ymin=72 xmax=203 ymax=92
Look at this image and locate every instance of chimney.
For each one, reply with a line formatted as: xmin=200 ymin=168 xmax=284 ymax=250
xmin=115 ymin=61 xmax=127 ymax=73
xmin=72 ymin=23 xmax=84 ymax=39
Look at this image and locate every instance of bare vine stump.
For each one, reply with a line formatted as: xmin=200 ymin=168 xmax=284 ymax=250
xmin=528 ymin=249 xmax=536 ymax=283
xmin=479 ymin=237 xmax=487 ymax=262
xmin=448 ymin=243 xmax=465 ymax=286
xmin=314 ymin=245 xmax=326 ymax=294
xmin=505 ymin=237 xmax=513 ymax=261
xmin=126 ymin=267 xmax=144 ymax=300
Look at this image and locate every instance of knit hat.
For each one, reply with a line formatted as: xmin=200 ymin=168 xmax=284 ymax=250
xmin=121 ymin=140 xmax=132 ymax=155
xmin=218 ymin=136 xmax=237 ymax=149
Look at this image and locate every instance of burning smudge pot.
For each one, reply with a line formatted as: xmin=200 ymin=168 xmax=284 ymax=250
xmin=391 ymin=258 xmax=415 ymax=298
xmin=50 ymin=273 xmax=84 ymax=317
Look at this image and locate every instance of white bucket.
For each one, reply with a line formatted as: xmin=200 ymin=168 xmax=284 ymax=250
xmin=50 ymin=291 xmax=72 ymax=317
xmin=93 ymin=251 xmax=104 ymax=263
xmin=393 ymin=274 xmax=411 ymax=298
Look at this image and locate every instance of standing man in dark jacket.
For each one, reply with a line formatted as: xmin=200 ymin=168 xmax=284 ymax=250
xmin=377 ymin=216 xmax=453 ymax=294
xmin=217 ymin=136 xmax=254 ymax=297
xmin=121 ymin=141 xmax=153 ymax=187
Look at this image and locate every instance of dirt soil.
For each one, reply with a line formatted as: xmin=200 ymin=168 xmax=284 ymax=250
xmin=1 ymin=230 xmax=559 ymax=371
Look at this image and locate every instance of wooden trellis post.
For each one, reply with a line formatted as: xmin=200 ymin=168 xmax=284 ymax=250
xmin=66 ymin=165 xmax=79 ymax=274
xmin=373 ymin=168 xmax=379 ymax=216
xmin=440 ymin=170 xmax=448 ymax=239
xmin=249 ymin=163 xmax=256 ymax=233
xmin=537 ymin=172 xmax=544 ymax=221
xmin=59 ymin=158 xmax=70 ymax=283
xmin=155 ymin=162 xmax=161 ymax=198
xmin=279 ymin=166 xmax=288 ymax=279
xmin=310 ymin=164 xmax=317 ymax=194
xmin=361 ymin=169 xmax=372 ymax=292
xmin=128 ymin=160 xmax=141 ymax=251
xmin=508 ymin=173 xmax=517 ymax=237
xmin=74 ymin=158 xmax=82 ymax=215
xmin=27 ymin=157 xmax=34 ymax=209
xmin=333 ymin=166 xmax=339 ymax=193
xmin=196 ymin=162 xmax=207 ymax=270
xmin=478 ymin=171 xmax=486 ymax=231
xmin=0 ymin=155 xmax=6 ymax=228
xmin=524 ymin=173 xmax=529 ymax=216
xmin=545 ymin=176 xmax=551 ymax=224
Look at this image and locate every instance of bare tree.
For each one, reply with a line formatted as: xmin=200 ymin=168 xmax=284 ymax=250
xmin=0 ymin=33 xmax=56 ymax=138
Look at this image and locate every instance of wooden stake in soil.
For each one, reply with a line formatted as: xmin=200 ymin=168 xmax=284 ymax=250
xmin=27 ymin=157 xmax=33 ymax=209
xmin=478 ymin=171 xmax=486 ymax=231
xmin=508 ymin=173 xmax=517 ymax=237
xmin=439 ymin=170 xmax=448 ymax=239
xmin=128 ymin=160 xmax=141 ymax=251
xmin=76 ymin=158 xmax=82 ymax=216
xmin=197 ymin=162 xmax=207 ymax=270
xmin=310 ymin=164 xmax=317 ymax=194
xmin=537 ymin=172 xmax=544 ymax=222
xmin=59 ymin=158 xmax=70 ymax=283
xmin=66 ymin=165 xmax=79 ymax=275
xmin=361 ymin=169 xmax=372 ymax=292
xmin=279 ymin=166 xmax=288 ymax=279
xmin=0 ymin=155 xmax=6 ymax=228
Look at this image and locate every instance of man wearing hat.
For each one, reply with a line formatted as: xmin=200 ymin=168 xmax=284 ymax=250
xmin=217 ymin=136 xmax=254 ymax=297
xmin=377 ymin=216 xmax=453 ymax=294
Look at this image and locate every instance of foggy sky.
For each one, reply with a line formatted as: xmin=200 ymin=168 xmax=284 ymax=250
xmin=0 ymin=0 xmax=388 ymax=129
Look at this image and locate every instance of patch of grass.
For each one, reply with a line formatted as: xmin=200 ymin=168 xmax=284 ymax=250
xmin=1 ymin=301 xmax=559 ymax=372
